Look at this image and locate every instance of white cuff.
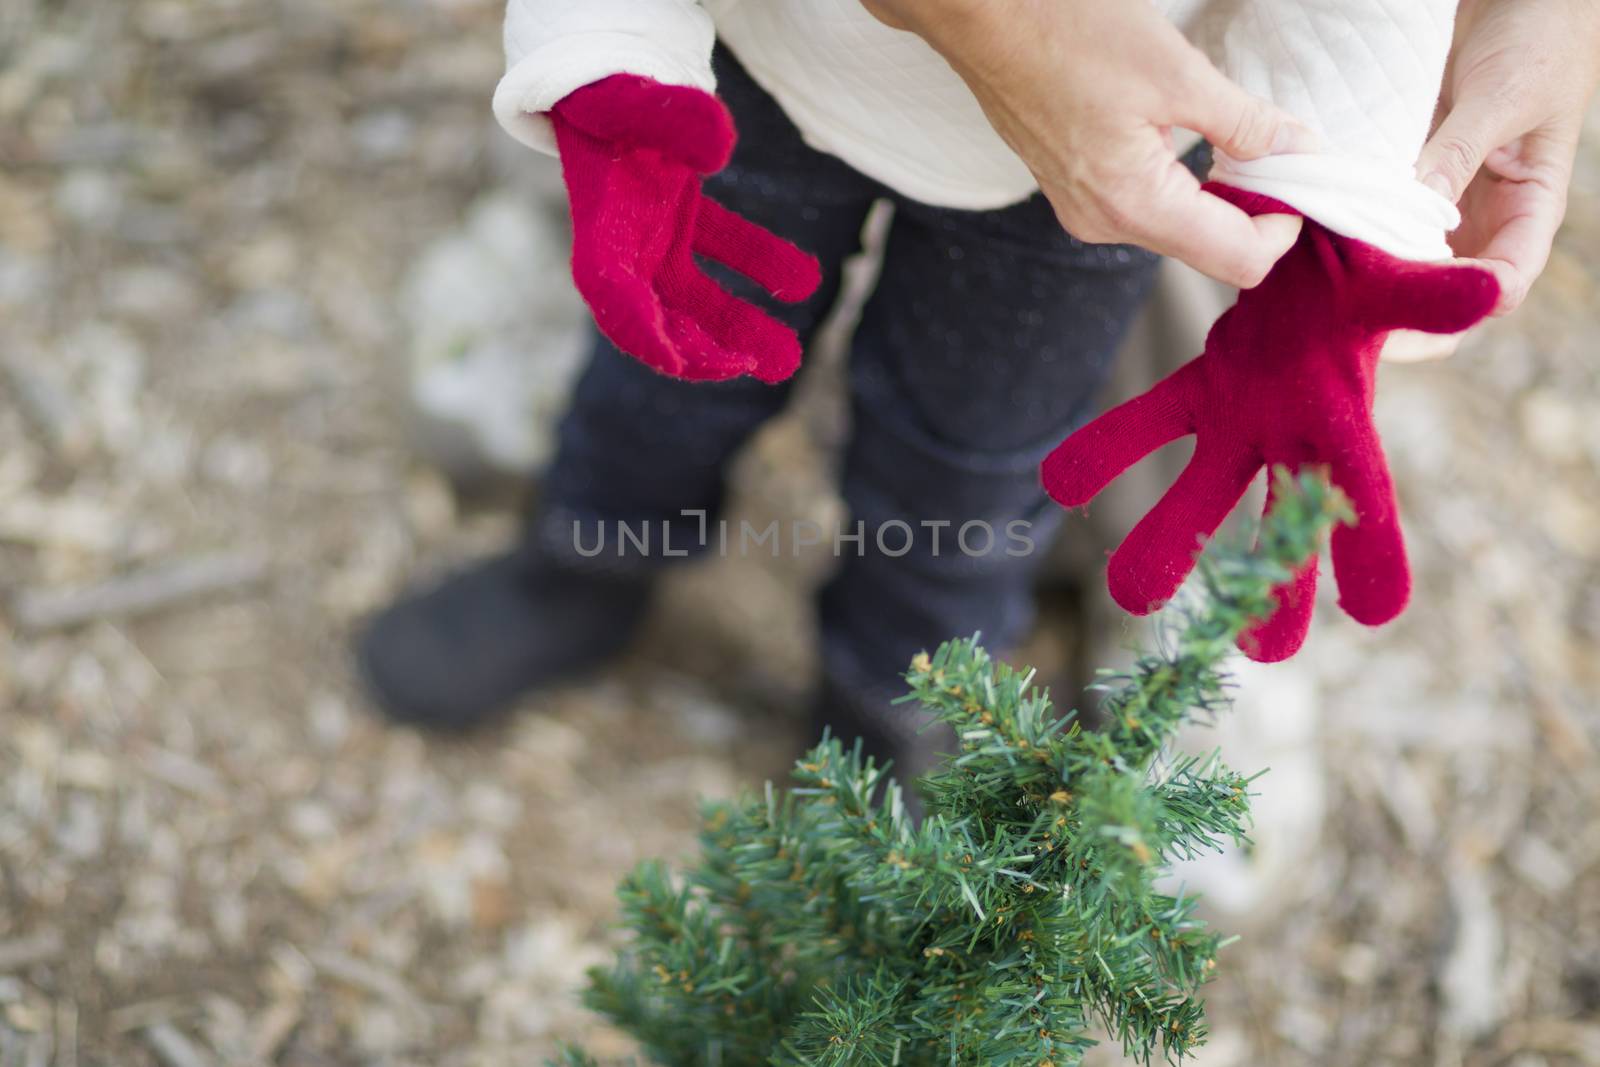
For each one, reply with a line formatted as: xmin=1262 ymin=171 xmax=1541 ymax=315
xmin=493 ymin=34 xmax=718 ymax=156
xmin=1212 ymin=151 xmax=1460 ymax=263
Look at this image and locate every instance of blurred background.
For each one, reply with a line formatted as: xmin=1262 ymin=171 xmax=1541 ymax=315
xmin=1 ymin=1 xmax=1598 ymax=1064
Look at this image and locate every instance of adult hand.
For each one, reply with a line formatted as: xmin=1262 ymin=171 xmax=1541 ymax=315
xmin=862 ymin=0 xmax=1319 ymax=289
xmin=1416 ymin=0 xmax=1600 ymax=315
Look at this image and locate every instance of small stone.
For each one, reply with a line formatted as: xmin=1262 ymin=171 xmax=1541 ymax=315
xmin=286 ymin=801 xmax=339 ymax=842
xmin=1508 ymin=836 xmax=1574 ymax=894
xmin=55 ymin=170 xmax=123 ymax=229
xmin=211 ymin=893 xmax=249 ymax=950
xmin=1519 ymin=390 xmax=1588 ymax=464
xmin=352 ymin=111 xmax=415 ymax=162
xmin=58 ymin=749 xmax=117 ymax=790
xmin=351 ymin=1004 xmax=410 ymax=1057
xmin=462 ymin=782 xmax=521 ymax=831
xmin=657 ymin=678 xmax=743 ymax=748
xmin=227 ymin=235 xmax=300 ymax=291
xmin=1539 ymin=486 xmax=1600 ymax=556
xmin=56 ymin=794 xmax=105 ymax=859
xmin=306 ymin=691 xmax=352 ymax=752
xmin=403 ymin=470 xmax=457 ymax=542
xmin=106 ymin=265 xmax=201 ymax=322
xmin=201 ymin=434 xmax=273 ymax=490
xmin=0 ymin=248 xmax=47 ymax=307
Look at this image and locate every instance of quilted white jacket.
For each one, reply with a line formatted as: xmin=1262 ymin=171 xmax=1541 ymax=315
xmin=494 ymin=0 xmax=1461 ymax=261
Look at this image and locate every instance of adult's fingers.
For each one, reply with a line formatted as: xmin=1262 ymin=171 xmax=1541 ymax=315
xmin=1416 ymin=93 xmax=1526 ymax=204
xmin=1464 ymin=255 xmax=1535 ymax=317
xmin=1121 ymin=163 xmax=1304 ymax=288
xmin=1170 ymin=54 xmax=1320 ymax=162
xmin=1119 ymin=35 xmax=1314 ymax=286
xmin=1040 ymin=361 xmax=1199 ymax=508
xmin=1464 ymin=187 xmax=1567 ymax=315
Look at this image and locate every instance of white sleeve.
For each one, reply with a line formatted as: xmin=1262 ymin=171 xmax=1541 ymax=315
xmin=493 ymin=0 xmax=717 ymax=157
xmin=1198 ymin=0 xmax=1464 ymax=261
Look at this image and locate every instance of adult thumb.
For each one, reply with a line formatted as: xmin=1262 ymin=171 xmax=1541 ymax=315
xmin=1416 ymin=95 xmax=1520 ymax=203
xmin=1175 ymin=59 xmax=1320 ymax=160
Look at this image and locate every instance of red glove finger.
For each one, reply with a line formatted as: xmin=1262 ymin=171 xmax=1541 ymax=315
xmin=585 ymin=274 xmax=685 ymax=377
xmin=553 ymin=76 xmax=735 ymax=174
xmin=1041 ymin=363 xmax=1199 ymax=508
xmin=1240 ymin=469 xmax=1322 ymax=661
xmin=1107 ymin=444 xmax=1259 ymax=615
xmin=1326 ymin=441 xmax=1411 ymax=626
xmin=660 ymin=268 xmax=804 ymax=384
xmin=652 ymin=307 xmax=746 ymax=382
xmin=1241 ymin=558 xmax=1319 ymax=663
xmin=694 ymin=194 xmax=822 ymax=304
xmin=1351 ymin=245 xmax=1501 ymax=335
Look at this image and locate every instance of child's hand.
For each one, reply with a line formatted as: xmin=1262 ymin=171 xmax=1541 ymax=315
xmin=1417 ymin=0 xmax=1600 ymax=315
xmin=551 ymin=77 xmax=822 ymax=383
xmin=864 ymin=0 xmax=1318 ymax=290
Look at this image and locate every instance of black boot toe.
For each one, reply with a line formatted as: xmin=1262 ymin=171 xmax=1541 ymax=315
xmin=356 ymin=552 xmax=650 ymax=731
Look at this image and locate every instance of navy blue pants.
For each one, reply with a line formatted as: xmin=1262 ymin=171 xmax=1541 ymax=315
xmin=536 ymin=49 xmax=1170 ymax=700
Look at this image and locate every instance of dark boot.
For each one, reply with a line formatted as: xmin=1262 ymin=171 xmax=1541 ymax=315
xmin=356 ymin=548 xmax=651 ymax=731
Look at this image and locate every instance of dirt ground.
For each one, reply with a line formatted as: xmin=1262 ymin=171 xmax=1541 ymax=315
xmin=2 ymin=2 xmax=1598 ymax=1065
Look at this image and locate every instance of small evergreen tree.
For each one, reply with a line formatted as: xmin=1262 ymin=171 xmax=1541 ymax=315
xmin=560 ymin=471 xmax=1349 ymax=1067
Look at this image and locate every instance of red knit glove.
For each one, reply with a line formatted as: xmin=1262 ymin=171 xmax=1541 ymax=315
xmin=1042 ymin=185 xmax=1499 ymax=662
xmin=550 ymin=76 xmax=821 ymax=383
